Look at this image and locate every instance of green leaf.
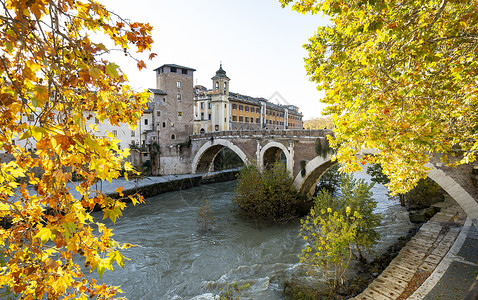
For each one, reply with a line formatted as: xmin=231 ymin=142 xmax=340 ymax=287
xmin=88 ymin=67 xmax=102 ymax=79
xmin=35 ymin=227 xmax=53 ymax=245
xmin=31 ymin=126 xmax=47 ymax=141
xmin=105 ymin=63 xmax=119 ymax=78
xmin=97 ymin=264 xmax=106 ymax=279
xmin=115 ymin=251 xmax=126 ymax=269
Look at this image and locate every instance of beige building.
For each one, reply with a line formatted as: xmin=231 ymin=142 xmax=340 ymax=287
xmin=193 ymin=65 xmax=303 ymax=134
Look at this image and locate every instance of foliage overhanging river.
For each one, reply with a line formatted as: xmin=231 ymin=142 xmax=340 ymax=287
xmin=89 ymin=170 xmax=414 ymax=299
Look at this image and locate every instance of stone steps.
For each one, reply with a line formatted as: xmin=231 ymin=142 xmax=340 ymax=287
xmin=352 ymin=202 xmax=466 ymax=300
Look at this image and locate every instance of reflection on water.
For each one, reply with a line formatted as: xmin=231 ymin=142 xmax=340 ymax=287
xmin=90 ymin=170 xmax=412 ymax=299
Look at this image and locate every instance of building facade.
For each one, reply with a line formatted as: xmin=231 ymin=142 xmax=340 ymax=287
xmin=7 ymin=63 xmax=303 ymax=176
xmin=193 ymin=65 xmax=303 ymax=134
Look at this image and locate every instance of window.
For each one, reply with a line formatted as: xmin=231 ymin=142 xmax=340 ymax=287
xmin=201 ymin=112 xmax=204 ymax=120
xmin=170 ymin=67 xmax=177 ymax=73
xmin=112 ymin=130 xmax=117 ymax=137
xmin=245 ymin=117 xmax=249 ymax=123
xmin=208 ymin=103 xmax=212 ymax=109
xmin=200 ymin=102 xmax=204 ymax=109
xmin=208 ymin=113 xmax=211 ymax=120
xmin=232 ymin=104 xmax=237 ymax=110
xmin=171 ymin=134 xmax=176 ymax=140
xmin=269 ymin=120 xmax=272 ymax=124
xmin=163 ymin=97 xmax=166 ymax=102
xmin=131 ymin=130 xmax=135 ymax=137
xmin=177 ymin=94 xmax=181 ymax=101
xmin=251 ymin=118 xmax=254 ymax=123
xmin=156 ymin=111 xmax=160 ymax=116
xmin=239 ymin=116 xmax=243 ymax=122
xmin=239 ymin=105 xmax=243 ymax=111
xmin=144 ymin=119 xmax=148 ymax=125
xmin=245 ymin=106 xmax=249 ymax=112
xmin=251 ymin=107 xmax=254 ymax=113
xmin=143 ymin=153 xmax=148 ymax=157
xmin=182 ymin=69 xmax=188 ymax=75
xmin=162 ymin=122 xmax=166 ymax=128
xmin=215 ymin=81 xmax=219 ymax=91
xmin=256 ymin=118 xmax=259 ymax=123
xmin=177 ymin=81 xmax=181 ymax=88
xmin=232 ymin=116 xmax=237 ymax=121
xmin=178 ymin=111 xmax=182 ymax=116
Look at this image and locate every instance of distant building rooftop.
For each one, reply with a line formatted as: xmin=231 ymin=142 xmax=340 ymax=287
xmin=153 ymin=64 xmax=196 ymax=72
xmin=148 ymin=88 xmax=167 ymax=95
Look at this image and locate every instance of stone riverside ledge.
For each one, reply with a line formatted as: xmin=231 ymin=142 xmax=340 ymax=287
xmin=14 ymin=169 xmax=240 ymax=204
xmin=100 ymin=169 xmax=240 ymax=200
xmin=353 ymin=199 xmax=467 ymax=300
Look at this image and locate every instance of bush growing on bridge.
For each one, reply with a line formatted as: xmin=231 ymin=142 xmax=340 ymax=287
xmin=233 ymin=162 xmax=306 ymax=222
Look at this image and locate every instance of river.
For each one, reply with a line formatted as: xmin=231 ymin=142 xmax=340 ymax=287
xmin=90 ymin=170 xmax=413 ymax=299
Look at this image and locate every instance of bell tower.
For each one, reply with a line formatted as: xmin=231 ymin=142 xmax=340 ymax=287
xmin=212 ymin=63 xmax=230 ymax=95
xmin=210 ymin=63 xmax=231 ymax=131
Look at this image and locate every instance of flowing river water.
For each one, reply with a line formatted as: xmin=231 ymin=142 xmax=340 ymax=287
xmin=90 ymin=170 xmax=414 ymax=299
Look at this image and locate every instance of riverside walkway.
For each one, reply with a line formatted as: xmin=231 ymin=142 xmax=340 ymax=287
xmin=354 ymin=196 xmax=478 ymax=300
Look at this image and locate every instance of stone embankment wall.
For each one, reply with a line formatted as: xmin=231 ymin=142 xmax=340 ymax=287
xmin=107 ymin=169 xmax=239 ymax=200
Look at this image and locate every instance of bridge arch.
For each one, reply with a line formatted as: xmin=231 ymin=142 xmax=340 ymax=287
xmin=294 ymin=157 xmax=478 ymax=224
xmin=259 ymin=141 xmax=293 ymax=174
xmin=192 ymin=139 xmax=248 ymax=174
xmin=426 ymin=163 xmax=478 ymax=224
xmin=293 ymin=155 xmax=336 ymax=197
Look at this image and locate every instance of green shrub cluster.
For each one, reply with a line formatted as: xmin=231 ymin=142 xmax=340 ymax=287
xmin=299 ymin=173 xmax=382 ymax=293
xmin=233 ymin=162 xmax=306 ymax=222
xmin=405 ymin=178 xmax=444 ymax=209
xmin=312 ymin=174 xmax=382 ymax=260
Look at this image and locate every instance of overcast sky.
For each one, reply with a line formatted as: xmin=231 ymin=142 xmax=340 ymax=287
xmin=101 ymin=0 xmax=330 ymax=120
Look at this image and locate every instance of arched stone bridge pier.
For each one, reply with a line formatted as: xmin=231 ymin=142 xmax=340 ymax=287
xmin=186 ymin=130 xmax=478 ymax=226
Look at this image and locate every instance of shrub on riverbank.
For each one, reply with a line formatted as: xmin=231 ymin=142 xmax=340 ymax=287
xmin=299 ymin=173 xmax=382 ymax=294
xmin=232 ymin=162 xmax=306 ymax=222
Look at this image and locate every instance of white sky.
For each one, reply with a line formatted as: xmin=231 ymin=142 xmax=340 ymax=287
xmin=101 ymin=0 xmax=330 ymax=120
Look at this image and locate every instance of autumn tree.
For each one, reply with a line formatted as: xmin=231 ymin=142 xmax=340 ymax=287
xmin=0 ymin=0 xmax=155 ymax=298
xmin=303 ymin=116 xmax=333 ymax=130
xmin=280 ymin=0 xmax=478 ymax=194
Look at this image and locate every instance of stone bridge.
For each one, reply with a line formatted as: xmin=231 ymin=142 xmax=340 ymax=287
xmin=188 ymin=129 xmax=478 ymax=226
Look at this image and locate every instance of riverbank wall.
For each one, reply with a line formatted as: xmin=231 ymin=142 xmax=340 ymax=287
xmin=106 ymin=169 xmax=240 ymax=200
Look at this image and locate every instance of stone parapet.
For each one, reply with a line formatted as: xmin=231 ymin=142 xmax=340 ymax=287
xmin=190 ymin=129 xmax=333 ymax=140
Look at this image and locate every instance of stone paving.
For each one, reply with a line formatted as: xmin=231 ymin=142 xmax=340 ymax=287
xmin=353 ymin=198 xmax=469 ymax=300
